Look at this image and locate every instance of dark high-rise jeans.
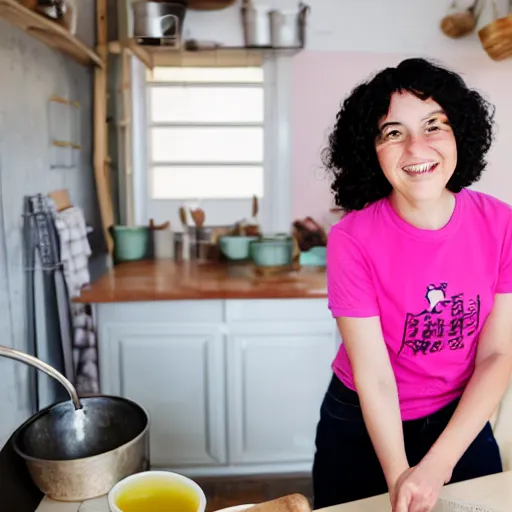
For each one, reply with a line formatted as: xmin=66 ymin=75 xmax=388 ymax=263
xmin=312 ymin=374 xmax=503 ymax=510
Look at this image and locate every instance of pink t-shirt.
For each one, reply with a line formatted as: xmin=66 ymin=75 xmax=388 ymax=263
xmin=327 ymin=188 xmax=512 ymax=421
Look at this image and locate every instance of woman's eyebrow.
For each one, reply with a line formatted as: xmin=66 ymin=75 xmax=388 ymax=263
xmin=380 ymin=109 xmax=445 ymax=130
xmin=379 ymin=121 xmax=401 ymax=130
xmin=422 ymin=109 xmax=445 ymax=120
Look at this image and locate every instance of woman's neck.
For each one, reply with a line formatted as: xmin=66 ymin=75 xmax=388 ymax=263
xmin=389 ymin=189 xmax=456 ymax=230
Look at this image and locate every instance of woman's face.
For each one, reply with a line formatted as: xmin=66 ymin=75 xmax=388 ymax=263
xmin=375 ymin=91 xmax=457 ymax=204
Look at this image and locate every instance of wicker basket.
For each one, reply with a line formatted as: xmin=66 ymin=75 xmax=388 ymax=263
xmin=478 ymin=14 xmax=512 ymax=60
xmin=478 ymin=0 xmax=512 ymax=62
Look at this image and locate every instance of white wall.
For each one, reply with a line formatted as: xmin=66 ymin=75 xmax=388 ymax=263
xmin=290 ymin=51 xmax=512 ymax=223
xmin=0 ymin=9 xmax=100 ymax=445
xmin=183 ymin=0 xmax=510 ymax=56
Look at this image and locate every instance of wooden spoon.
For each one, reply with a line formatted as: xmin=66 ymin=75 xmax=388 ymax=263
xmin=252 ymin=195 xmax=259 ymax=219
xmin=190 ymin=208 xmax=206 ymax=228
xmin=178 ymin=206 xmax=188 ymax=228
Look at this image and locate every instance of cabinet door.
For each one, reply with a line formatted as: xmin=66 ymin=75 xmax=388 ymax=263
xmin=100 ymin=323 xmax=226 ymax=467
xmin=227 ymin=322 xmax=336 ymax=465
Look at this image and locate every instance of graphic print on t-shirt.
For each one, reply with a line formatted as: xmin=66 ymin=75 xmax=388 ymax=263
xmin=398 ymin=283 xmax=481 ymax=357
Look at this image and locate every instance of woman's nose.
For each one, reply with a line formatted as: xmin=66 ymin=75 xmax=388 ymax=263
xmin=404 ymin=133 xmax=429 ymax=155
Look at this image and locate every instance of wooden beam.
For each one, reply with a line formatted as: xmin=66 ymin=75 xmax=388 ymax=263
xmin=121 ymin=48 xmax=134 ymax=226
xmin=93 ymin=0 xmax=114 ymax=255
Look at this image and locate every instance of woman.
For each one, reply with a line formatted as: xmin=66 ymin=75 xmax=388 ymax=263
xmin=313 ymin=57 xmax=512 ymax=512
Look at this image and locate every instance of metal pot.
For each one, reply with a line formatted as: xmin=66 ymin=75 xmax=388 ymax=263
xmin=0 ymin=346 xmax=150 ymax=502
xmin=241 ymin=2 xmax=272 ymax=47
xmin=132 ymin=1 xmax=186 ymax=39
xmin=268 ymin=2 xmax=310 ymax=49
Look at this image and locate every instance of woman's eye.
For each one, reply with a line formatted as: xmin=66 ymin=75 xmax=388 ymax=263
xmin=427 ymin=125 xmax=440 ymax=132
xmin=386 ymin=130 xmax=401 ymax=139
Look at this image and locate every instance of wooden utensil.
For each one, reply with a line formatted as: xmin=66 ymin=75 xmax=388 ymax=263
xmin=252 ymin=194 xmax=259 ymax=219
xmin=248 ymin=493 xmax=311 ymax=512
xmin=178 ymin=206 xmax=188 ymax=228
xmin=190 ymin=208 xmax=206 ymax=228
xmin=178 ymin=206 xmax=190 ymax=261
xmin=245 ymin=194 xmax=260 ymax=236
xmin=149 ymin=219 xmax=170 ymax=230
xmin=440 ymin=1 xmax=478 ymax=38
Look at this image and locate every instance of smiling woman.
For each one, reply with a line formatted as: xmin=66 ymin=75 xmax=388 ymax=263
xmin=322 ymin=58 xmax=494 ymax=214
xmin=314 ymin=58 xmax=512 ymax=512
xmin=375 ymin=93 xmax=459 ymax=229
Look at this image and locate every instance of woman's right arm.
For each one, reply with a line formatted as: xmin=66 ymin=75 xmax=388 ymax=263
xmin=337 ymin=315 xmax=409 ymax=491
xmin=327 ymin=226 xmax=409 ymax=495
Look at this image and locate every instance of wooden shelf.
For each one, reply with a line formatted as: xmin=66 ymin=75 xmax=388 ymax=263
xmin=0 ymin=0 xmax=103 ymax=67
xmin=109 ymin=39 xmax=302 ymax=68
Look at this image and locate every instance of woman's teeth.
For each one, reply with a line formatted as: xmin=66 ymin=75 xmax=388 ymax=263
xmin=402 ymin=162 xmax=438 ymax=175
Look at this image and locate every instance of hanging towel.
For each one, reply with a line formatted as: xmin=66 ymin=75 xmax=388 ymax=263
xmin=50 ymin=202 xmax=100 ymax=394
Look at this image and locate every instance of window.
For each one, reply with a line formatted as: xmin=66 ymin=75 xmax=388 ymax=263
xmin=129 ymin=57 xmax=291 ymax=232
xmin=146 ymin=66 xmax=265 ymax=201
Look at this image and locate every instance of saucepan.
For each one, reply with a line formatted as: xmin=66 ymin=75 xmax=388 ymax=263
xmin=0 ymin=345 xmax=150 ymax=502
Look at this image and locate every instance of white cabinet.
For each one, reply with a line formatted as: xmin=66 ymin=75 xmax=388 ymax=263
xmin=96 ymin=298 xmax=337 ymax=476
xmin=98 ymin=322 xmax=227 ymax=467
xmin=227 ymin=322 xmax=335 ymax=465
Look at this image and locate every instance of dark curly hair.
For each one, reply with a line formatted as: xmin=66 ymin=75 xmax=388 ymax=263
xmin=323 ymin=57 xmax=495 ymax=212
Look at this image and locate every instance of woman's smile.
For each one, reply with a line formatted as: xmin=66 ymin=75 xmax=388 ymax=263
xmin=402 ymin=162 xmax=439 ymax=176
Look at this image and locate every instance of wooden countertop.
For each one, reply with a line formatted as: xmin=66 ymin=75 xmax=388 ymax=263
xmin=36 ymin=470 xmax=512 ymax=511
xmin=74 ymin=260 xmax=328 ymax=303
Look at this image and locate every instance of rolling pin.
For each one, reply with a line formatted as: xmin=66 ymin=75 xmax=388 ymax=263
xmin=248 ymin=494 xmax=311 ymax=512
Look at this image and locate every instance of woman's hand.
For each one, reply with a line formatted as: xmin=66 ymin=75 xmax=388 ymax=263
xmin=392 ymin=458 xmax=452 ymax=512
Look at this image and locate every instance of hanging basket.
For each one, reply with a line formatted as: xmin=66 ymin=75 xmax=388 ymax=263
xmin=478 ymin=0 xmax=512 ymax=61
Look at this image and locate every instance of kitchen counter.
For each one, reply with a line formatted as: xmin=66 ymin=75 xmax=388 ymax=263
xmin=73 ymin=260 xmax=333 ymax=477
xmin=35 ymin=470 xmax=512 ymax=511
xmin=74 ymin=260 xmax=327 ymax=303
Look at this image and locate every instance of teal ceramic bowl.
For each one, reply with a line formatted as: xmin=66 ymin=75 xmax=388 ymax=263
xmin=250 ymin=237 xmax=293 ymax=267
xmin=112 ymin=226 xmax=149 ymax=262
xmin=219 ymin=236 xmax=258 ymax=260
xmin=300 ymin=246 xmax=327 ymax=267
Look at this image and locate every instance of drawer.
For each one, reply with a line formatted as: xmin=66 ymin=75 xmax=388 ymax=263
xmin=96 ymin=300 xmax=224 ymax=324
xmin=225 ymin=298 xmax=330 ymax=323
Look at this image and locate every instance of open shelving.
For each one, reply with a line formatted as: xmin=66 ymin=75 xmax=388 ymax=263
xmin=0 ymin=0 xmax=113 ymax=253
xmin=109 ymin=39 xmax=302 ymax=69
xmin=0 ymin=0 xmax=103 ymax=67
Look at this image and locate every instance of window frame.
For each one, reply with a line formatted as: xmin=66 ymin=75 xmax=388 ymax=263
xmin=147 ymin=71 xmax=265 ymax=201
xmin=128 ymin=54 xmax=293 ymax=234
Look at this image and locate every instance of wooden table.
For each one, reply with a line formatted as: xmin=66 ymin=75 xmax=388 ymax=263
xmin=35 ymin=470 xmax=512 ymax=511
